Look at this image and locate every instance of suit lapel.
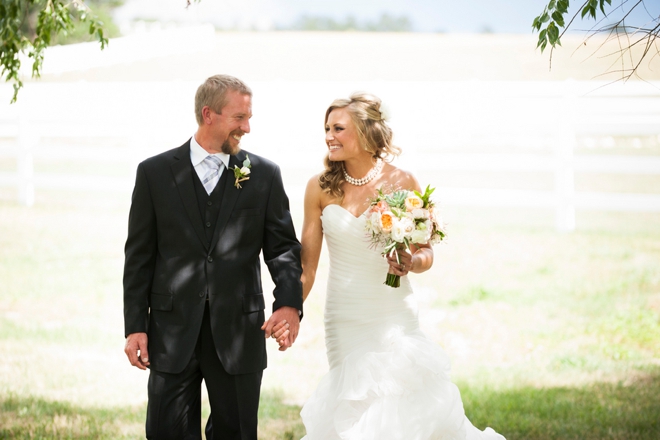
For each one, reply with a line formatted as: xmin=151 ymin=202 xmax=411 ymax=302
xmin=171 ymin=142 xmax=208 ymax=249
xmin=209 ymin=151 xmax=245 ymax=254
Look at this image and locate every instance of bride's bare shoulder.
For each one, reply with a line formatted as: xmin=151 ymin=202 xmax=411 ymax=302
xmin=305 ymin=173 xmax=335 ymax=208
xmin=381 ymin=163 xmax=422 ymax=192
xmin=304 ymin=174 xmax=323 ymax=199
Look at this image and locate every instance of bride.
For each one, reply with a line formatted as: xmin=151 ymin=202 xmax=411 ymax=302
xmin=294 ymin=93 xmax=505 ymax=439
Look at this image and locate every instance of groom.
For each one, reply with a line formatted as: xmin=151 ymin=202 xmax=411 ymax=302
xmin=123 ymin=74 xmax=303 ymax=440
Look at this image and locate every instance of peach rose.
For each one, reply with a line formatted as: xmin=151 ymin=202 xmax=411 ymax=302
xmin=375 ymin=200 xmax=389 ymax=212
xmin=404 ymin=192 xmax=424 ymax=212
xmin=380 ymin=211 xmax=394 ymax=233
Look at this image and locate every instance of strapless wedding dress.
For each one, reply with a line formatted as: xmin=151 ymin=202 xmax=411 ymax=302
xmin=300 ymin=204 xmax=505 ymax=440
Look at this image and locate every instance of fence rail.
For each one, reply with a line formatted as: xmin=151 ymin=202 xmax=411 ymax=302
xmin=1 ymin=80 xmax=659 ymax=231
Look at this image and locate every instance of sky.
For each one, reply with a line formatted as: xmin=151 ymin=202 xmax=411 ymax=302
xmin=114 ymin=0 xmax=660 ymax=34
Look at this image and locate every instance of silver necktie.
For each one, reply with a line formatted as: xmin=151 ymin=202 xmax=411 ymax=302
xmin=202 ymin=155 xmax=224 ymax=194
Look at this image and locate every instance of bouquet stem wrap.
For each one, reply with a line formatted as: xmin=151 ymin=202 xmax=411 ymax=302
xmin=385 ymin=249 xmax=402 ymax=288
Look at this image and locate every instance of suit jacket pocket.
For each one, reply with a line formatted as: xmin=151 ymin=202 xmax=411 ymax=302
xmin=231 ymin=208 xmax=261 ymax=218
xmin=243 ymin=293 xmax=265 ymax=313
xmin=150 ymin=293 xmax=173 ymax=311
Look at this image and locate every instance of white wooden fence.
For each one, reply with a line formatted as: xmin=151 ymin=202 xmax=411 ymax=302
xmin=0 ymin=80 xmax=659 ymax=231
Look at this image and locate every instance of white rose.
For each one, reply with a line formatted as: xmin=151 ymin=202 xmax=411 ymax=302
xmin=410 ymin=228 xmax=430 ymax=244
xmin=411 ymin=208 xmax=428 ymax=219
xmin=400 ymin=217 xmax=415 ymax=234
xmin=390 ymin=219 xmax=407 ymax=242
xmin=240 ymin=166 xmax=251 ymax=175
xmin=391 ymin=217 xmax=415 ymax=242
xmin=366 ymin=211 xmax=382 ymax=234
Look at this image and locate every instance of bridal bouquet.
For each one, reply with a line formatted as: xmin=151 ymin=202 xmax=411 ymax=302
xmin=365 ymin=185 xmax=446 ymax=288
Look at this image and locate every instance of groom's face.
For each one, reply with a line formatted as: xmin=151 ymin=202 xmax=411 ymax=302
xmin=211 ymin=90 xmax=252 ymax=155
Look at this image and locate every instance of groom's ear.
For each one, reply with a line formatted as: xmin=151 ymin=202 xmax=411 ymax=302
xmin=201 ymin=106 xmax=214 ymax=125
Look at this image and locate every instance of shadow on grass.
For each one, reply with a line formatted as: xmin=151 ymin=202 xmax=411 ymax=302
xmin=2 ymin=371 xmax=659 ymax=439
xmin=0 ymin=395 xmax=144 ymax=439
xmin=461 ymin=368 xmax=660 ymax=440
xmin=0 ymin=390 xmax=304 ymax=440
xmin=258 ymin=390 xmax=305 ymax=440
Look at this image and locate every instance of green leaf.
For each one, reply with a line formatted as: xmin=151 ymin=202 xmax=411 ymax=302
xmin=548 ymin=23 xmax=560 ymax=45
xmin=548 ymin=0 xmax=556 ymax=10
xmin=581 ymin=6 xmax=590 ymax=18
xmin=552 ymin=11 xmax=565 ymax=28
xmin=11 ymin=81 xmax=21 ymax=104
xmin=537 ymin=29 xmax=548 ymax=49
xmin=1 ymin=0 xmax=111 ymax=103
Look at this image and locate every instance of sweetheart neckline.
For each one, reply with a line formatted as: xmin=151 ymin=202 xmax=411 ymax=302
xmin=321 ymin=204 xmax=368 ymax=220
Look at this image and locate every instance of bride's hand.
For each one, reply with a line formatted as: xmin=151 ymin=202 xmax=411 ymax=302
xmin=386 ymin=250 xmax=413 ymax=276
xmin=269 ymin=319 xmax=290 ymax=348
xmin=262 ymin=306 xmax=301 ymax=351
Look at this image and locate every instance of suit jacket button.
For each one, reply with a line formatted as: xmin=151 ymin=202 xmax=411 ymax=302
xmin=207 ymin=256 xmax=213 ymax=263
xmin=205 ymin=222 xmax=211 ymax=228
xmin=199 ymin=291 xmax=205 ymax=297
xmin=207 ymin=201 xmax=213 ymax=206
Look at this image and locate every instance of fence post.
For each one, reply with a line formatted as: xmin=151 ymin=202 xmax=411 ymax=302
xmin=16 ymin=100 xmax=37 ymax=207
xmin=555 ymin=80 xmax=577 ymax=232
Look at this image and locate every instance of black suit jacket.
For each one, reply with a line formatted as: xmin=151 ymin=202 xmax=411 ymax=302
xmin=123 ymin=141 xmax=303 ymax=375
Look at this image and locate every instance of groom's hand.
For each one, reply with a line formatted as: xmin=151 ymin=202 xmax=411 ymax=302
xmin=125 ymin=332 xmax=150 ymax=370
xmin=261 ymin=306 xmax=300 ymax=351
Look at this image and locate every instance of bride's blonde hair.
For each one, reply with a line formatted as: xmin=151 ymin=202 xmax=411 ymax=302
xmin=319 ymin=93 xmax=401 ymax=199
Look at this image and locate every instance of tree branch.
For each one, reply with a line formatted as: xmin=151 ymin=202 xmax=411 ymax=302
xmin=534 ymin=0 xmax=659 ymax=81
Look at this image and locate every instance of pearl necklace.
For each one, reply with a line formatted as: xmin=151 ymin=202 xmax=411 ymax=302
xmin=343 ymin=158 xmax=384 ymax=186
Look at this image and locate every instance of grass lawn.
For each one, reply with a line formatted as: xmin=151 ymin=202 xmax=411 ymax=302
xmin=0 ymin=183 xmax=659 ymax=439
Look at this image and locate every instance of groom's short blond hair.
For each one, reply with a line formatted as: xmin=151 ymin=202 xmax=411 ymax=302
xmin=194 ymin=75 xmax=252 ymax=125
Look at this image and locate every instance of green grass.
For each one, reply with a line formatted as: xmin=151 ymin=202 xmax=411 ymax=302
xmin=1 ymin=187 xmax=659 ymax=439
xmin=3 ymin=374 xmax=658 ymax=439
xmin=0 ymin=390 xmax=305 ymax=440
xmin=0 ymin=394 xmax=144 ymax=439
xmin=461 ymin=369 xmax=660 ymax=440
xmin=258 ymin=390 xmax=306 ymax=440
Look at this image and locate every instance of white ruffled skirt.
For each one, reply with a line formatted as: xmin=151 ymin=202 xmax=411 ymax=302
xmin=301 ymin=205 xmax=504 ymax=440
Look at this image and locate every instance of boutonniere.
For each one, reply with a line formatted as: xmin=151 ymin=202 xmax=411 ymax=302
xmin=231 ymin=154 xmax=251 ymax=189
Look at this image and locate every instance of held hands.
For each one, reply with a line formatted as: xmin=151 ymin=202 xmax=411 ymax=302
xmin=386 ymin=250 xmax=414 ymax=277
xmin=261 ymin=306 xmax=300 ymax=352
xmin=125 ymin=332 xmax=150 ymax=370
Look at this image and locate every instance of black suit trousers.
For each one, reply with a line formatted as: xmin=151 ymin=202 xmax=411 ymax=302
xmin=146 ymin=302 xmax=262 ymax=440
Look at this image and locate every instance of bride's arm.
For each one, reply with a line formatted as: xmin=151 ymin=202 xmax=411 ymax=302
xmin=408 ymin=245 xmax=433 ymax=274
xmin=301 ymin=176 xmax=325 ymax=302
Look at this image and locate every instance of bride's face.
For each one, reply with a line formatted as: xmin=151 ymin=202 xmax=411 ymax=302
xmin=325 ymin=108 xmax=364 ymax=162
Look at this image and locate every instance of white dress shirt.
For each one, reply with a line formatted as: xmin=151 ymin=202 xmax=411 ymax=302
xmin=190 ymin=135 xmax=230 ymax=195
